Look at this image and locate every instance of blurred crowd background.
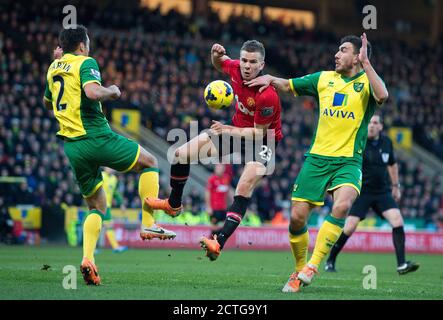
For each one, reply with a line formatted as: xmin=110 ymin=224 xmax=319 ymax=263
xmin=1 ymin=1 xmax=442 ymax=230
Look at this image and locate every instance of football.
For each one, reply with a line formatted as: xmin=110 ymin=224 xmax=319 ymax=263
xmin=203 ymin=80 xmax=234 ymax=109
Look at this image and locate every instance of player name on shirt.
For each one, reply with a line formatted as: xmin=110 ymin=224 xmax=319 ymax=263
xmin=50 ymin=61 xmax=72 ymax=72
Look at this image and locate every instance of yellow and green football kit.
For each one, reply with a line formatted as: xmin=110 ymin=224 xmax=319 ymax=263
xmin=290 ymin=70 xmax=379 ymax=205
xmin=45 ymin=53 xmax=159 ymax=263
xmin=44 ymin=53 xmax=140 ymax=197
xmin=288 ymin=70 xmax=381 ymax=270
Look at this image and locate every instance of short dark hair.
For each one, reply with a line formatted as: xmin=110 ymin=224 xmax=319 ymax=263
xmin=340 ymin=35 xmax=372 ymax=60
xmin=240 ymin=40 xmax=265 ymax=60
xmin=372 ymin=112 xmax=383 ymax=124
xmin=59 ymin=25 xmax=88 ymax=53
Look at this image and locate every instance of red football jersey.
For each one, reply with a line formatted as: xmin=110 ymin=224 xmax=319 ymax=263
xmin=222 ymin=59 xmax=283 ymax=142
xmin=207 ymin=174 xmax=230 ymax=211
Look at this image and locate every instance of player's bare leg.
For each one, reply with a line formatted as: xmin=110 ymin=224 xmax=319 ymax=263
xmin=283 ymin=201 xmax=313 ymax=292
xmin=201 ymin=161 xmax=264 ymax=261
xmin=383 ymin=209 xmax=419 ymax=274
xmin=131 ymin=147 xmax=177 ymax=240
xmin=300 ymin=186 xmax=358 ymax=285
xmin=145 ymin=132 xmax=218 ymax=215
xmin=81 ymin=187 xmax=107 ymax=285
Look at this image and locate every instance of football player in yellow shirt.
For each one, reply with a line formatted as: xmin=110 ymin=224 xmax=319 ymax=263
xmin=44 ymin=26 xmax=176 ymax=285
xmin=246 ymin=33 xmax=388 ymax=292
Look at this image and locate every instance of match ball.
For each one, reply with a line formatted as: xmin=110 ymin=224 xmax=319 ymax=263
xmin=204 ymin=80 xmax=234 ymax=110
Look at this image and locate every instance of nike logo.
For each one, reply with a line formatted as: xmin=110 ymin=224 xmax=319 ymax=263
xmin=145 ymin=228 xmax=165 ymax=234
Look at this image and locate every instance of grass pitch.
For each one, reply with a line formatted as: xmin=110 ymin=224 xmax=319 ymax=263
xmin=0 ymin=245 xmax=442 ymax=300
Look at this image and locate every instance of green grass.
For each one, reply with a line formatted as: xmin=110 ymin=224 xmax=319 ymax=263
xmin=0 ymin=245 xmax=442 ymax=300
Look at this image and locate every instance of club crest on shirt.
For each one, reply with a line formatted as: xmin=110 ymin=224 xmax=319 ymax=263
xmin=354 ymin=82 xmax=364 ymax=92
xmin=247 ymin=97 xmax=255 ymax=107
xmin=381 ymin=152 xmax=389 ymax=163
xmin=261 ymin=106 xmax=274 ymax=117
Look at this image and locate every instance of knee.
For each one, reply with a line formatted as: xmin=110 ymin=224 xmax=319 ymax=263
xmin=236 ymin=178 xmax=256 ymax=197
xmin=88 ymin=205 xmax=106 ymax=216
xmin=389 ymin=212 xmax=404 ymax=228
xmin=290 ymin=208 xmax=307 ymax=227
xmin=144 ymin=155 xmax=158 ymax=169
xmin=175 ymin=147 xmax=189 ymax=163
xmin=332 ymin=199 xmax=354 ymax=217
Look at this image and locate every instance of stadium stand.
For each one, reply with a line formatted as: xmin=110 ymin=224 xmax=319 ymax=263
xmin=0 ymin=1 xmax=442 ymax=231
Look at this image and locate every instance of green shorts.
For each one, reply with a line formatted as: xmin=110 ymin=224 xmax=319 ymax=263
xmin=64 ymin=131 xmax=140 ymax=197
xmin=292 ymin=156 xmax=362 ymax=206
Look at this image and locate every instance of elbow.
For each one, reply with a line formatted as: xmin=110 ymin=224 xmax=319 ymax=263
xmin=84 ymin=89 xmax=99 ymax=101
xmin=377 ymin=91 xmax=389 ymax=104
xmin=43 ymin=99 xmax=52 ymax=110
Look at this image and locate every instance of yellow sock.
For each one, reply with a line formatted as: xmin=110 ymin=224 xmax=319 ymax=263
xmin=104 ymin=221 xmax=119 ymax=249
xmin=289 ymin=225 xmax=310 ymax=272
xmin=139 ymin=168 xmax=159 ymax=227
xmin=309 ymin=215 xmax=345 ymax=268
xmin=83 ymin=210 xmax=103 ymax=262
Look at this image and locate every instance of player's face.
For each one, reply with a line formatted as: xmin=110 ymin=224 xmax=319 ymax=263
xmin=368 ymin=115 xmax=383 ymax=139
xmin=239 ymin=51 xmax=264 ymax=81
xmin=334 ymin=42 xmax=358 ymax=74
xmin=214 ymin=164 xmax=225 ymax=176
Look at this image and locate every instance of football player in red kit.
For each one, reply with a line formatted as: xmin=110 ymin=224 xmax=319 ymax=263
xmin=206 ymin=164 xmax=232 ymax=234
xmin=146 ymin=40 xmax=283 ymax=261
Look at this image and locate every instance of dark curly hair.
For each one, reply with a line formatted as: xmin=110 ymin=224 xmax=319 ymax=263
xmin=59 ymin=25 xmax=88 ymax=53
xmin=340 ymin=35 xmax=372 ymax=60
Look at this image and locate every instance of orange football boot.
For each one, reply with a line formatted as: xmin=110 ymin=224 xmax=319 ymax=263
xmin=80 ymin=257 xmax=101 ymax=286
xmin=282 ymin=272 xmax=302 ymax=293
xmin=297 ymin=264 xmax=319 ymax=286
xmin=199 ymin=235 xmax=221 ymax=261
xmin=144 ymin=197 xmax=182 ymax=217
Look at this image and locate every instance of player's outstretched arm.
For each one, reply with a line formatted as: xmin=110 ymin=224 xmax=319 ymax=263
xmin=84 ymin=83 xmax=121 ymax=102
xmin=211 ymin=43 xmax=230 ymax=72
xmin=244 ymin=75 xmax=291 ymax=93
xmin=359 ymin=33 xmax=388 ymax=104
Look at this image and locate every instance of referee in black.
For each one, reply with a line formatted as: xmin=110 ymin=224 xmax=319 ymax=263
xmin=325 ymin=114 xmax=419 ymax=275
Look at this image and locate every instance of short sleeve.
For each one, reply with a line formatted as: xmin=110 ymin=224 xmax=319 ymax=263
xmin=289 ymin=72 xmax=321 ymax=97
xmin=44 ymin=80 xmax=52 ymax=101
xmin=254 ymin=89 xmax=279 ymax=125
xmin=80 ymin=58 xmax=101 ymax=87
xmin=388 ymin=139 xmax=396 ymax=165
xmin=221 ymin=59 xmax=240 ymax=76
